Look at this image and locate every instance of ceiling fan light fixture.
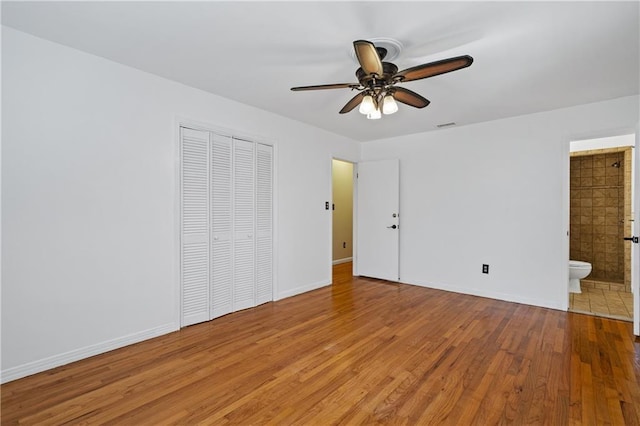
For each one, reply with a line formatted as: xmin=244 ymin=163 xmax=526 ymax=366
xmin=382 ymin=94 xmax=398 ymax=115
xmin=359 ymin=95 xmax=376 ymax=115
xmin=367 ymin=107 xmax=382 ymax=120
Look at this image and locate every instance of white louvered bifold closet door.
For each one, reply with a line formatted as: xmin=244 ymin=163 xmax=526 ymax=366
xmin=181 ymin=128 xmax=210 ymax=327
xmin=256 ymin=144 xmax=273 ymax=305
xmin=232 ymin=139 xmax=256 ymax=311
xmin=180 ymin=128 xmax=273 ymax=327
xmin=210 ymin=134 xmax=233 ymax=319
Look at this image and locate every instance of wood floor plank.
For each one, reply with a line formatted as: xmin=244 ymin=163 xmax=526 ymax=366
xmin=2 ymin=262 xmax=639 ymax=425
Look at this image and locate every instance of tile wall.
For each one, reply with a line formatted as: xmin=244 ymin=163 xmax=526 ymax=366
xmin=569 ymin=148 xmax=631 ymax=289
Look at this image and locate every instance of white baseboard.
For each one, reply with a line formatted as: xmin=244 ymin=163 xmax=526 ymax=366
xmin=332 ymin=257 xmax=353 ymax=265
xmin=401 ymin=277 xmax=565 ymax=311
xmin=1 ymin=322 xmax=179 ymax=384
xmin=276 ymin=279 xmax=330 ymax=301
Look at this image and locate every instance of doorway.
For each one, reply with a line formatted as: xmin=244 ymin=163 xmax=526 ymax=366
xmin=331 ymin=159 xmax=354 ymax=267
xmin=568 ymin=134 xmax=635 ymax=322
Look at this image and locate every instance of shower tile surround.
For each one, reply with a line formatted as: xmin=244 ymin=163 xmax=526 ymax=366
xmin=569 ymin=147 xmax=632 ymax=291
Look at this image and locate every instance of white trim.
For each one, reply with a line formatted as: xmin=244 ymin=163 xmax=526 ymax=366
xmin=173 ymin=119 xmax=183 ymax=329
xmin=1 ymin=323 xmax=178 ymax=384
xmin=272 ymin=142 xmax=280 ymax=305
xmin=402 ymin=278 xmax=565 ymax=311
xmin=561 ymin=137 xmax=571 ymax=311
xmin=634 ymin=128 xmax=639 ymax=336
xmin=353 ymin=162 xmax=359 ymax=277
xmin=329 ymin=157 xmax=334 ymax=283
xmin=276 ymin=279 xmax=330 ymax=301
xmin=332 ymin=257 xmax=353 ymax=265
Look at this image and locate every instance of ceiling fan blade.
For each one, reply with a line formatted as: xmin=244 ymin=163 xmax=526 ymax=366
xmin=395 ymin=55 xmax=473 ymax=82
xmin=339 ymin=92 xmax=365 ymax=114
xmin=392 ymin=87 xmax=430 ymax=108
xmin=291 ymin=83 xmax=360 ymax=91
xmin=353 ymin=40 xmax=384 ymax=77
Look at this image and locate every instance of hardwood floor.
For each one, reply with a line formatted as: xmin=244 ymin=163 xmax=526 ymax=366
xmin=2 ymin=262 xmax=639 ymax=425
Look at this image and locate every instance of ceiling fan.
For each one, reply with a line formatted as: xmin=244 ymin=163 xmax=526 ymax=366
xmin=291 ymin=40 xmax=473 ymax=119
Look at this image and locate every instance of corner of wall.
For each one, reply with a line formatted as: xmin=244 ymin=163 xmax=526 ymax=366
xmin=276 ymin=279 xmax=331 ymax=301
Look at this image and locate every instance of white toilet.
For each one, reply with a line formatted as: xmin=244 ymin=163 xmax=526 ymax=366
xmin=569 ymin=260 xmax=592 ymax=293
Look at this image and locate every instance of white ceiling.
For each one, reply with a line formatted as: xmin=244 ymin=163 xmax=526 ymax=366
xmin=2 ymin=1 xmax=639 ymax=142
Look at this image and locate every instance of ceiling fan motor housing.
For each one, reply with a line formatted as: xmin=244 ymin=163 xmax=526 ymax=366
xmin=356 ymin=62 xmax=399 ymax=102
xmin=356 ymin=62 xmax=399 ymax=83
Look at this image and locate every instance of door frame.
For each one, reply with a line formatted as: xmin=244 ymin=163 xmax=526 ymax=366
xmin=564 ymin=131 xmax=638 ymax=336
xmin=333 ymin=158 xmax=401 ymax=281
xmin=633 ymin=127 xmax=639 ymax=336
xmin=330 ymin=157 xmax=358 ymax=280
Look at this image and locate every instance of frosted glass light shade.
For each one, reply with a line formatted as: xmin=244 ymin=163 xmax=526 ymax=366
xmin=382 ymin=95 xmax=398 ymax=115
xmin=359 ymin=95 xmax=375 ymax=115
xmin=367 ymin=108 xmax=382 ymax=120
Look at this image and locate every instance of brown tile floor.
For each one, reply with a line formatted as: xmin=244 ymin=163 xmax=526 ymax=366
xmin=569 ymin=280 xmax=633 ymax=322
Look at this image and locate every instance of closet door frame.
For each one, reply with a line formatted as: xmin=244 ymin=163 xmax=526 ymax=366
xmin=175 ymin=118 xmax=278 ymax=327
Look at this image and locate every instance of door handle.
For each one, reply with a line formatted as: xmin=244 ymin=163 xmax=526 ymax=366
xmin=387 ymin=225 xmax=397 ymax=229
xmin=623 ymin=236 xmax=639 ymax=243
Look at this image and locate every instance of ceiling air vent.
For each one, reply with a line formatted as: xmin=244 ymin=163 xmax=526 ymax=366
xmin=436 ymin=122 xmax=456 ymax=128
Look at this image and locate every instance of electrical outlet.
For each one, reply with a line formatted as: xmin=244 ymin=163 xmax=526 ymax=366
xmin=343 ymin=242 xmax=346 ymax=248
xmin=482 ymin=264 xmax=489 ymax=274
xmin=325 ymin=201 xmax=329 ymax=210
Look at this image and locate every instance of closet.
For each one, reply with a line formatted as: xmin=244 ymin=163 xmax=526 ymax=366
xmin=180 ymin=127 xmax=273 ymax=327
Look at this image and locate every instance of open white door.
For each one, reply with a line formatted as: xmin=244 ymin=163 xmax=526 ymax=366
xmin=633 ymin=128 xmax=639 ymax=336
xmin=356 ymin=159 xmax=400 ymax=281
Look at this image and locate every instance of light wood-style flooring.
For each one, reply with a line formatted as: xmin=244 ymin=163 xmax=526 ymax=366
xmin=2 ymin=262 xmax=639 ymax=424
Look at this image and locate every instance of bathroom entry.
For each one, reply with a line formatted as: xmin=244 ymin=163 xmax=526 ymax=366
xmin=332 ymin=159 xmax=354 ymax=266
xmin=568 ymin=134 xmax=635 ymax=322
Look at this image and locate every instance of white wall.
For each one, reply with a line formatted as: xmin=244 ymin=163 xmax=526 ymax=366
xmin=3 ymin=25 xmax=638 ymax=382
xmin=1 ymin=27 xmax=359 ymax=382
xmin=361 ymin=96 xmax=639 ymax=310
xmin=570 ymin=133 xmax=635 ymax=152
